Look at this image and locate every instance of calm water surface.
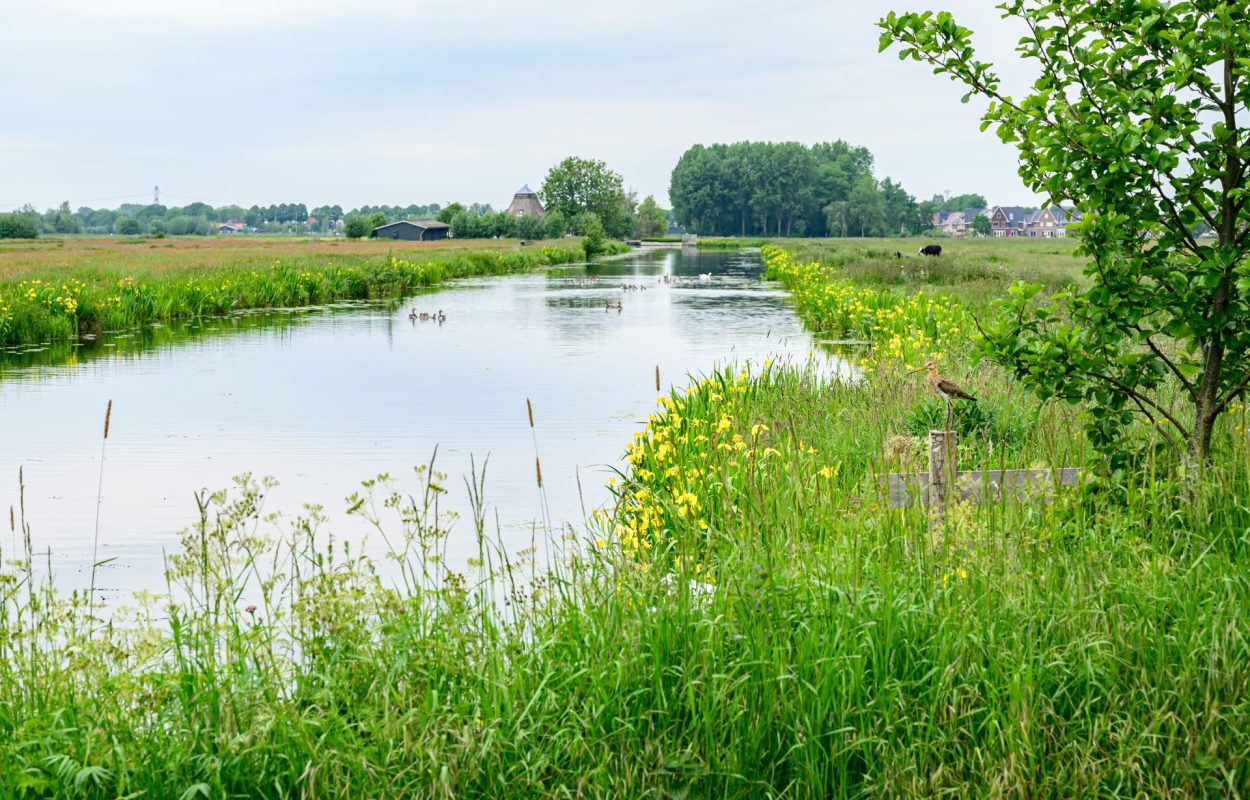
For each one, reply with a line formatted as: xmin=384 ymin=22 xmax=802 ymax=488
xmin=0 ymin=248 xmax=823 ymax=599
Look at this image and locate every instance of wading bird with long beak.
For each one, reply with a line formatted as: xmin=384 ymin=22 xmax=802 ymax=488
xmin=911 ymin=359 xmax=977 ymax=404
xmin=910 ymin=359 xmax=977 ymax=434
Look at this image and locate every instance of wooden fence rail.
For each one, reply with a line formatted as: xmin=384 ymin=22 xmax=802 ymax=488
xmin=887 ymin=431 xmax=1082 ymax=529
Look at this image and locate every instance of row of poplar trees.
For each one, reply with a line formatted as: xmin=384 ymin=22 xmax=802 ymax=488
xmin=668 ymin=140 xmax=926 ymax=238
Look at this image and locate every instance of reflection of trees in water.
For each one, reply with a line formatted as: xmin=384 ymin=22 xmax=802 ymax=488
xmin=536 ymin=250 xmax=790 ymax=344
xmin=0 ymin=302 xmax=398 ymax=375
xmin=547 ymin=250 xmax=763 ymax=283
xmin=668 ymin=249 xmax=763 ymax=278
xmin=0 ymin=250 xmax=769 ymax=376
xmin=544 ymin=296 xmax=624 ymax=310
xmin=670 ymin=293 xmax=790 ymax=313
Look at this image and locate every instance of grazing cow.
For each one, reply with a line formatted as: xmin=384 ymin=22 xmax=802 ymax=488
xmin=893 ymin=251 xmax=903 ymax=259
xmin=918 ymin=244 xmax=942 ymax=256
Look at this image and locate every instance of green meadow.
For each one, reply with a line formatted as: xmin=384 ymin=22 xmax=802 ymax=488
xmin=0 ymin=237 xmax=584 ymax=348
xmin=2 ymin=237 xmax=1248 ymax=797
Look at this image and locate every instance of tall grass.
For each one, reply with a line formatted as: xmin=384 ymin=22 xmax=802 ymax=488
xmin=696 ymin=238 xmax=771 ymax=249
xmin=2 ymin=361 xmax=1248 ymax=796
xmin=1 ymin=239 xmax=1248 ymax=797
xmin=0 ymin=244 xmax=582 ymax=347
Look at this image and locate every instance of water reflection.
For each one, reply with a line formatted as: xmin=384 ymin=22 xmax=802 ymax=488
xmin=0 ymin=248 xmax=825 ymax=601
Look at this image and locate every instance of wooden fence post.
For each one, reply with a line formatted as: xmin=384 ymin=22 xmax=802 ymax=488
xmin=927 ymin=429 xmax=954 ymax=537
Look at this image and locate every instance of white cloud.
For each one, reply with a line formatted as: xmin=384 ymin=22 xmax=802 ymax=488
xmin=1 ymin=1 xmax=1044 ymax=211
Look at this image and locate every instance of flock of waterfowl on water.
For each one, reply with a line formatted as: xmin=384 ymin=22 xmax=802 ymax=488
xmin=408 ymin=308 xmax=446 ymax=324
xmin=411 ymin=273 xmax=720 ymax=322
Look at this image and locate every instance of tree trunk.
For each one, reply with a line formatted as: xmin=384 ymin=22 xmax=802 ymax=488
xmin=1190 ymin=337 xmax=1225 ymax=462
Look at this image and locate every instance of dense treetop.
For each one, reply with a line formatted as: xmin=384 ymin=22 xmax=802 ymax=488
xmin=539 ymin=157 xmax=635 ymax=240
xmin=669 ymin=140 xmax=928 ymax=237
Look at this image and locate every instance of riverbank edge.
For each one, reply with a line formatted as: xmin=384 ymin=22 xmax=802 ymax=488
xmin=0 ymin=242 xmax=590 ymax=348
xmin=2 ymin=242 xmax=1248 ymax=796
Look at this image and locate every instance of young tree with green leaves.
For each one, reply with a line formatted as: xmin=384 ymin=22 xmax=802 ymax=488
xmin=540 ymin=157 xmax=632 ymax=239
xmin=881 ymin=2 xmax=1250 ymax=463
xmin=544 ymin=210 xmax=569 ymax=239
xmin=343 ymin=215 xmax=370 ymax=240
xmin=114 ymin=217 xmax=142 ymax=236
xmin=436 ymin=203 xmax=465 ymax=224
xmin=576 ymin=212 xmax=606 ymax=259
xmin=971 ymin=213 xmax=992 ymax=237
xmin=636 ymin=196 xmax=667 ymax=238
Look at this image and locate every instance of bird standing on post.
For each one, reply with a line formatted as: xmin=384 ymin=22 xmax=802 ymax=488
xmin=910 ymin=359 xmax=976 ymax=435
xmin=913 ymin=359 xmax=977 ymax=403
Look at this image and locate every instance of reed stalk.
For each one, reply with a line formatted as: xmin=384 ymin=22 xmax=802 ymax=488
xmin=88 ymin=399 xmax=112 ymax=611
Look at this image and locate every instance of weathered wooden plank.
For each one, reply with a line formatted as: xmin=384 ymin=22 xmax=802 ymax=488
xmin=888 ymin=468 xmax=1082 ymax=508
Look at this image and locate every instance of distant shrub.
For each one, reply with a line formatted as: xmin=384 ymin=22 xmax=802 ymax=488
xmin=0 ymin=214 xmax=38 ymax=239
xmin=343 ymin=215 xmax=370 ymax=240
xmin=114 ymin=217 xmax=143 ymax=236
xmin=576 ymin=212 xmax=606 ymax=259
xmin=544 ymin=210 xmax=569 ymax=239
xmin=540 ymin=247 xmax=578 ymax=265
xmin=697 ymin=239 xmax=769 ymax=249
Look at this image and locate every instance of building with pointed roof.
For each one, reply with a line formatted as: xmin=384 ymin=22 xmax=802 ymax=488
xmin=1023 ymin=205 xmax=1081 ymax=237
xmin=506 ymin=185 xmax=545 ymax=219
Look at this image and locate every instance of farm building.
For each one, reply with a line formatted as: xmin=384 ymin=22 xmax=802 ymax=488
xmin=506 ymin=185 xmax=545 ymax=218
xmin=373 ymin=219 xmax=451 ymax=241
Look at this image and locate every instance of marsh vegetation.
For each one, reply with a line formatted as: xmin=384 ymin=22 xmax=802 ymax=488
xmin=2 ymin=238 xmax=1247 ymax=796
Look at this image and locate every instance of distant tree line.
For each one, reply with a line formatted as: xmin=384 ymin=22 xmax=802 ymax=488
xmin=918 ymin=193 xmax=988 ymax=216
xmin=6 ymin=146 xmax=990 ymax=243
xmin=348 ymin=157 xmax=672 ymax=245
xmin=669 ymin=141 xmax=933 ymax=238
xmin=0 ymin=200 xmax=454 ymax=238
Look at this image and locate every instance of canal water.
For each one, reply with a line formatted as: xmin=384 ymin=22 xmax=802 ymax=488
xmin=0 ymin=247 xmax=822 ymax=600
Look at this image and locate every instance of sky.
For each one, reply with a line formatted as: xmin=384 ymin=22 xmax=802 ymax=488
xmin=0 ymin=1 xmax=1042 ymax=213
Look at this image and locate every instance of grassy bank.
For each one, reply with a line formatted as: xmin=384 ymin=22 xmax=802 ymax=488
xmin=0 ymin=237 xmax=583 ymax=347
xmin=2 ymin=239 xmax=1248 ymax=797
xmin=695 ymin=237 xmax=771 ymax=249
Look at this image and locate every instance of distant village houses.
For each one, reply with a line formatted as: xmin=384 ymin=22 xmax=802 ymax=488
xmin=217 ymin=220 xmax=247 ymax=234
xmin=931 ymin=205 xmax=1080 ymax=238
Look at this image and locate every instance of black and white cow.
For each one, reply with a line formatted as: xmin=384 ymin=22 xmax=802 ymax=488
xmin=918 ymin=244 xmax=942 ymax=256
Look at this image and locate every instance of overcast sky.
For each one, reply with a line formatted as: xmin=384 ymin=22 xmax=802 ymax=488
xmin=0 ymin=1 xmax=1042 ymax=212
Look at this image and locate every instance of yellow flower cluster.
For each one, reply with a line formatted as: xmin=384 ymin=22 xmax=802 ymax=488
xmin=761 ymin=245 xmax=972 ymax=368
xmin=607 ymin=366 xmax=840 ymax=564
xmin=12 ymin=277 xmax=85 ymax=317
